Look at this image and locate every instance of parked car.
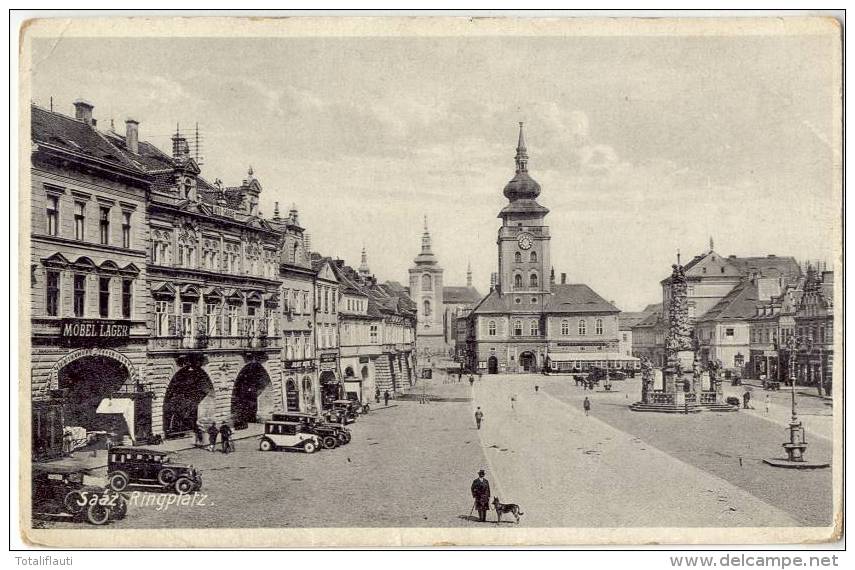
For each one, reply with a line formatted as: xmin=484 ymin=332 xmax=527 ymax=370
xmin=346 ymin=393 xmax=370 ymax=414
xmin=608 ymin=370 xmax=627 ymax=381
xmin=32 ymin=463 xmax=127 ymax=525
xmin=328 ymin=399 xmax=360 ymax=424
xmin=258 ymin=421 xmax=320 ymax=453
xmin=107 ymin=447 xmax=202 ymax=495
xmin=271 ymin=412 xmax=351 ymax=448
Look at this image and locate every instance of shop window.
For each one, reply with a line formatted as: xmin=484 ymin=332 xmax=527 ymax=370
xmin=46 ymin=270 xmax=60 ymax=316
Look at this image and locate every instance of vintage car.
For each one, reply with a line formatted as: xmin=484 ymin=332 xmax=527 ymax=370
xmin=32 ymin=463 xmax=128 ymax=525
xmin=346 ymin=393 xmax=370 ymax=414
xmin=327 ymin=399 xmax=360 ymax=424
xmin=271 ymin=413 xmax=351 ymax=448
xmin=258 ymin=421 xmax=320 ymax=453
xmin=107 ymin=447 xmax=202 ymax=495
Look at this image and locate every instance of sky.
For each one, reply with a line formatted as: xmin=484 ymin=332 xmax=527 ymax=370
xmin=28 ymin=31 xmax=840 ymax=311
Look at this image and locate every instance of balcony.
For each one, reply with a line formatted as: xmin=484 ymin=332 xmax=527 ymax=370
xmin=148 ymin=334 xmax=281 ymax=352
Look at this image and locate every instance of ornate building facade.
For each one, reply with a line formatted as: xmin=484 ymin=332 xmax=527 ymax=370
xmin=466 ymin=124 xmax=623 ymax=374
xmin=30 ymin=102 xmax=151 ymax=458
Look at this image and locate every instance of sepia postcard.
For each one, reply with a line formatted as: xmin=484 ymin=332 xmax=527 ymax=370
xmin=17 ymin=14 xmax=843 ymax=548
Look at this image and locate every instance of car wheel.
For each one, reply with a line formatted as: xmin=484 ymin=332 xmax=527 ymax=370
xmin=342 ymin=431 xmax=352 ymax=444
xmin=174 ymin=477 xmax=194 ymax=495
xmin=259 ymin=438 xmax=275 ymax=452
xmin=63 ymin=490 xmax=86 ymax=515
xmin=321 ymin=436 xmax=337 ymax=449
xmin=303 ymin=441 xmax=317 ymax=454
xmin=336 ymin=432 xmax=348 ymax=445
xmin=157 ymin=467 xmax=177 ymax=487
xmin=108 ymin=472 xmax=129 ymax=492
xmin=85 ymin=503 xmax=110 ymax=525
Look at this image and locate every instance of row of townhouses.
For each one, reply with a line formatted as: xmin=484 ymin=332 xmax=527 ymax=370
xmin=630 ymin=241 xmax=833 ymax=395
xmin=29 ymin=100 xmax=416 ymax=460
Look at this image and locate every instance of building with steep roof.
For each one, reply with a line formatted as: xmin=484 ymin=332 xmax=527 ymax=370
xmin=465 ymin=124 xmax=624 ymax=374
xmin=30 ymin=101 xmax=152 ymax=457
xmin=793 ymin=266 xmax=834 ymax=394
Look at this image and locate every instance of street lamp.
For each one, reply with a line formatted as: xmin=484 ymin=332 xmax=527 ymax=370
xmin=763 ymin=333 xmax=828 ymax=469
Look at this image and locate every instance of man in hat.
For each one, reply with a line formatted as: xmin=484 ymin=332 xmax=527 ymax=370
xmin=470 ymin=469 xmax=491 ymax=522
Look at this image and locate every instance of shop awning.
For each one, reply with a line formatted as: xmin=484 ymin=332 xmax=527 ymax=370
xmin=96 ymin=398 xmax=135 ymax=443
xmin=547 ymin=353 xmax=640 ymax=362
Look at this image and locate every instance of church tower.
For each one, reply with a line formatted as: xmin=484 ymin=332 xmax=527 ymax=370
xmin=496 ymin=123 xmax=551 ymax=300
xmin=408 ymin=216 xmax=445 ymax=356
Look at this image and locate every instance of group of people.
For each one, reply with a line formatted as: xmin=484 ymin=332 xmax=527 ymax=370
xmin=195 ymin=421 xmax=233 ymax=453
xmin=374 ymin=388 xmax=391 ymax=407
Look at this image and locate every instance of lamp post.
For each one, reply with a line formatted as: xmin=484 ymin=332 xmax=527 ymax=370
xmin=763 ymin=333 xmax=828 ymax=469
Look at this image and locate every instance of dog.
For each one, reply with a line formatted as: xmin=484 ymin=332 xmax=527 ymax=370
xmin=492 ymin=496 xmax=524 ymax=524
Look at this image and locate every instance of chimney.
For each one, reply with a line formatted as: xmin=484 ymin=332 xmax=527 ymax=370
xmin=74 ymin=99 xmax=95 ymax=126
xmin=561 ymin=273 xmax=567 ymax=284
xmin=125 ymin=119 xmax=139 ymax=154
xmin=490 ymin=272 xmax=498 ymax=292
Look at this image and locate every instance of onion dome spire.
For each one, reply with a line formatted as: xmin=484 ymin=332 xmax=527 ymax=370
xmin=503 ymin=122 xmax=542 ymax=201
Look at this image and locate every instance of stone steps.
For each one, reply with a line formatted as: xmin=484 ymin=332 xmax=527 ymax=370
xmin=629 ymin=402 xmax=739 ymax=413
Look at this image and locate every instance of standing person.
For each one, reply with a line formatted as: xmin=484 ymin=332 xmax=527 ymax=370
xmin=194 ymin=423 xmax=205 ymax=448
xmin=469 ymin=376 xmax=475 ymax=387
xmin=375 ymin=387 xmax=381 ymax=404
xmin=470 ymin=470 xmax=491 ymax=522
xmin=219 ymin=422 xmax=233 ymax=453
xmin=384 ymin=390 xmax=390 ymax=407
xmin=458 ymin=370 xmax=462 ymax=383
xmin=535 ymin=385 xmax=539 ymax=393
xmin=765 ymin=393 xmax=771 ymax=415
xmin=474 ymin=407 xmax=484 ymax=429
xmin=207 ymin=422 xmax=218 ymax=452
xmin=583 ymin=397 xmax=591 ymax=417
xmin=743 ymin=389 xmax=751 ymax=409
xmin=510 ymin=395 xmax=516 ymax=410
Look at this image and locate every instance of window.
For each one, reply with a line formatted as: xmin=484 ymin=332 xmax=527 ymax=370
xmin=73 ymin=275 xmax=86 ymax=317
xmin=423 ymin=299 xmax=431 ymax=317
xmin=579 ymin=319 xmax=587 ymax=335
xmin=561 ymin=320 xmax=569 ymax=335
xmin=121 ymin=279 xmax=132 ymax=318
xmin=725 ymin=328 xmax=735 ymax=337
xmin=422 ymin=274 xmax=432 ymax=291
xmin=529 ymin=320 xmax=538 ymax=336
xmin=514 ymin=297 xmax=521 ymax=304
xmin=99 ymin=206 xmax=110 ymax=245
xmin=205 ymin=303 xmax=219 ymax=335
xmin=228 ymin=305 xmax=239 ymax=336
xmin=46 ymin=271 xmax=60 ymax=316
xmin=74 ymin=201 xmax=85 ymax=241
xmin=622 ymin=333 xmax=628 ymax=342
xmin=155 ymin=301 xmax=169 ymax=336
xmin=513 ymin=320 xmax=522 ymax=336
xmin=514 ymin=252 xmax=522 ymax=263
xmin=332 ymin=291 xmax=336 ymax=314
xmin=530 ymin=251 xmax=537 ymax=263
xmin=514 ymin=273 xmax=523 ymax=288
xmin=122 ymin=212 xmax=131 ymax=248
xmin=46 ymin=195 xmax=59 ymax=236
xmin=488 ymin=320 xmax=496 ymax=336
xmin=595 ymin=319 xmax=603 ymax=335
xmin=530 ymin=273 xmax=538 ymax=288
xmin=370 ymin=324 xmax=379 ymax=344
xmin=531 ymin=297 xmax=538 ymax=304
xmin=99 ymin=277 xmax=111 ymax=318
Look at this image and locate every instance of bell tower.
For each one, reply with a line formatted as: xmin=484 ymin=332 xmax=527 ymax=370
xmin=408 ymin=216 xmax=445 ymax=356
xmin=496 ymin=123 xmax=551 ymax=298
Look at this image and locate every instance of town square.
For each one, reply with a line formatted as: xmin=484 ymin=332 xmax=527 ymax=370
xmin=20 ymin=17 xmax=841 ymax=544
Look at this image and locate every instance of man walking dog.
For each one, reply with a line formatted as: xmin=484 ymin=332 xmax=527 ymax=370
xmin=470 ymin=469 xmax=491 ymax=522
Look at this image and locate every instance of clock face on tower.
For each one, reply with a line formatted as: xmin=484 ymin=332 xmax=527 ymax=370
xmin=517 ymin=232 xmax=534 ymax=250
